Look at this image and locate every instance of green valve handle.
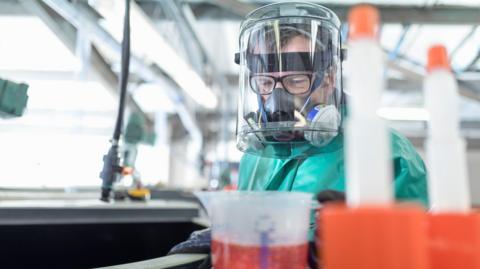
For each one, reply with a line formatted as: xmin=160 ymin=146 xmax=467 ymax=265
xmin=0 ymin=78 xmax=29 ymax=118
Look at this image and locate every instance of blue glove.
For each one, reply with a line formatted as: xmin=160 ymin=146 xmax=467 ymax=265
xmin=168 ymin=229 xmax=212 ymax=269
xmin=168 ymin=228 xmax=211 ymax=255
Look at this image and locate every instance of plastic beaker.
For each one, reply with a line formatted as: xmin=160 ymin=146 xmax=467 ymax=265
xmin=195 ymin=191 xmax=312 ymax=269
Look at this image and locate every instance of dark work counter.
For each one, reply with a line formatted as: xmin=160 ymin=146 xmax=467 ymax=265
xmin=0 ymin=193 xmax=204 ymax=269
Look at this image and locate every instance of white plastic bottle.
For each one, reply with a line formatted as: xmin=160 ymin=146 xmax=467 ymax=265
xmin=345 ymin=5 xmax=392 ymax=207
xmin=322 ymin=7 xmax=429 ymax=269
xmin=424 ymin=45 xmax=470 ymax=212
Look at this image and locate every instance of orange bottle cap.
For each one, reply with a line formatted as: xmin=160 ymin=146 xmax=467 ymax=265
xmin=321 ymin=204 xmax=429 ymax=269
xmin=428 ymin=212 xmax=480 ymax=269
xmin=427 ymin=45 xmax=451 ymax=73
xmin=348 ymin=5 xmax=380 ymax=40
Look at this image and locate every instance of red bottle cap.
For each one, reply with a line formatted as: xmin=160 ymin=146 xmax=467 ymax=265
xmin=427 ymin=45 xmax=451 ymax=73
xmin=348 ymin=5 xmax=380 ymax=40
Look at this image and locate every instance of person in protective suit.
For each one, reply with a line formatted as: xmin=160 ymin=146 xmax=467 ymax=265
xmin=168 ymin=2 xmax=428 ymax=268
xmin=235 ymin=2 xmax=427 ymax=204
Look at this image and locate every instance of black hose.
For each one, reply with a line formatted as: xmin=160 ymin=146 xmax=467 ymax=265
xmin=113 ymin=0 xmax=131 ymax=142
xmin=100 ymin=0 xmax=131 ymax=202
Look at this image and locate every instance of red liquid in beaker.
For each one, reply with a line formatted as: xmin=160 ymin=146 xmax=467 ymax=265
xmin=211 ymin=239 xmax=308 ymax=269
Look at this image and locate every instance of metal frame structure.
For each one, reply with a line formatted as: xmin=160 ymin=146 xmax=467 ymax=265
xmin=19 ymin=0 xmax=156 ymax=127
xmin=32 ymin=0 xmax=205 ymax=147
xmin=187 ymin=1 xmax=480 ymax=24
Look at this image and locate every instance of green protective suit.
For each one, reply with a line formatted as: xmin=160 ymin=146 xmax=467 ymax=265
xmin=238 ymin=129 xmax=429 ymax=206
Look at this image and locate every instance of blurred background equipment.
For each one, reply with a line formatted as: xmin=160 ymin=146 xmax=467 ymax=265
xmin=0 ymin=78 xmax=28 ymax=118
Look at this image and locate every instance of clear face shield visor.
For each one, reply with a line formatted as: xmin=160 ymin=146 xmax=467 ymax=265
xmin=236 ymin=16 xmax=343 ymax=158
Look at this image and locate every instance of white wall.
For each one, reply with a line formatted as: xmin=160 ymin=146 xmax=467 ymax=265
xmin=416 ymin=148 xmax=480 ymax=206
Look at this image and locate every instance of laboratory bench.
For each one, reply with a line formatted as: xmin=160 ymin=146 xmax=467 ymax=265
xmin=0 ymin=189 xmax=206 ymax=269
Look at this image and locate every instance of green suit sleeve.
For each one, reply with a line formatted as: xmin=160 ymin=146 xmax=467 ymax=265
xmin=390 ymin=130 xmax=429 ymax=206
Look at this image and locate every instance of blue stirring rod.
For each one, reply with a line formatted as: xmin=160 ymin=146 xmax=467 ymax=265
xmin=260 ymin=232 xmax=269 ymax=269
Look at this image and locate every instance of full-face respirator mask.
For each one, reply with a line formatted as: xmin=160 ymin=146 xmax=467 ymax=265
xmin=235 ymin=2 xmax=345 ymax=158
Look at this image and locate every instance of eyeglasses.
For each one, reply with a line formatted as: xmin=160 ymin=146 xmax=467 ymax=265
xmin=250 ymin=74 xmax=313 ymax=95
